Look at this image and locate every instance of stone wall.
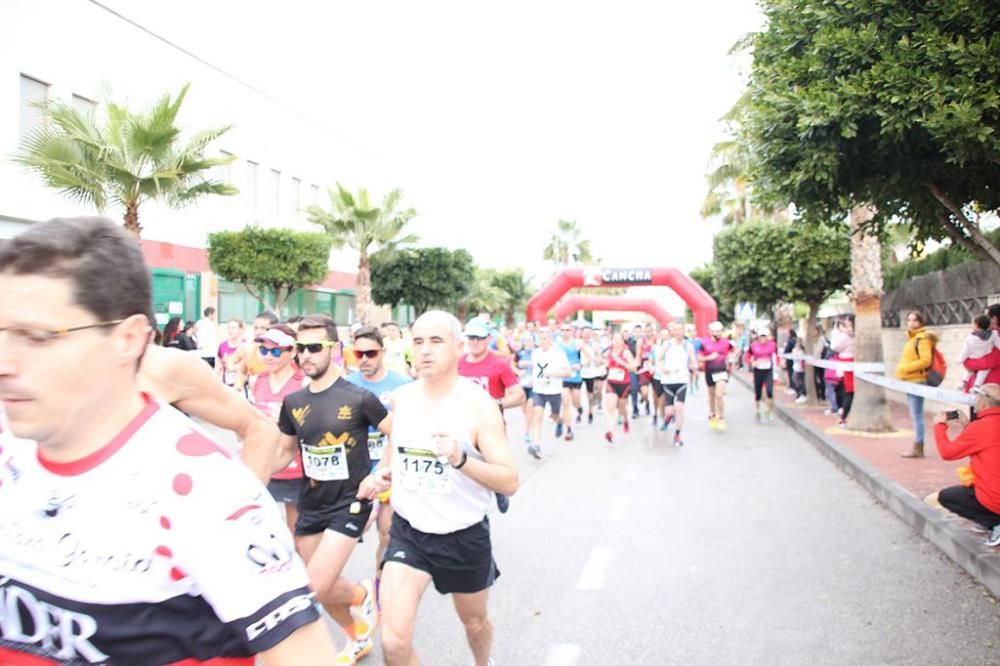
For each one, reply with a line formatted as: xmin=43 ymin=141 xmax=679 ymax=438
xmin=880 ymin=324 xmax=977 ymax=413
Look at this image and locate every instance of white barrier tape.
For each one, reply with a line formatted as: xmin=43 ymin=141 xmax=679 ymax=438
xmin=780 ymin=352 xmax=885 ymax=373
xmin=854 ymin=371 xmax=976 ymax=406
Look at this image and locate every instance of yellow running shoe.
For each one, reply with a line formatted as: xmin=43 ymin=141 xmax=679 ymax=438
xmin=350 ymin=579 xmax=378 ymax=640
xmin=716 ymin=418 xmax=727 ymax=431
xmin=708 ymin=417 xmax=718 ymax=430
xmin=336 ymin=637 xmax=374 ymax=664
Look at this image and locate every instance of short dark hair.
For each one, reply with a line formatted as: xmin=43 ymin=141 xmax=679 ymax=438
xmin=298 ymin=313 xmax=339 ymax=342
xmin=974 ymin=314 xmax=991 ymax=330
xmin=255 ymin=311 xmax=279 ymax=325
xmin=285 ymin=314 xmax=304 ymax=325
xmin=988 ymin=304 xmax=1000 ymax=323
xmin=381 ymin=321 xmax=400 ymax=329
xmin=353 ymin=326 xmax=383 ymax=347
xmin=203 ymin=306 xmax=216 ymax=317
xmin=0 ymin=216 xmax=152 ymax=326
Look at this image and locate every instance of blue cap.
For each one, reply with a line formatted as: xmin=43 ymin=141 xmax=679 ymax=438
xmin=464 ymin=320 xmax=490 ymax=338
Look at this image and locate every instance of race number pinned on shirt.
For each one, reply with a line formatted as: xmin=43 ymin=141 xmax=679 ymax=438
xmin=396 ymin=446 xmax=452 ymax=494
xmin=368 ymin=431 xmax=386 ymax=461
xmin=755 ymin=360 xmax=772 ymax=371
xmin=712 ymin=371 xmax=729 ymax=383
xmin=302 ymin=439 xmax=348 ymax=481
xmin=607 ymin=367 xmax=626 ymax=383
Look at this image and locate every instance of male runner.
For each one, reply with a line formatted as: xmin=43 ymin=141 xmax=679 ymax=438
xmin=345 ymin=325 xmax=412 ymax=598
xmin=556 ymin=323 xmax=585 ymax=439
xmin=580 ymin=323 xmax=605 ymax=424
xmin=699 ymin=321 xmax=735 ymax=431
xmin=381 ymin=321 xmax=413 ymax=376
xmin=0 ymin=216 xmax=334 ymax=664
xmin=514 ymin=334 xmax=537 ymax=440
xmin=528 ymin=328 xmax=571 ymax=458
xmin=275 ymin=314 xmax=390 ymax=664
xmin=360 ymin=310 xmax=518 ymax=666
xmin=657 ymin=322 xmax=698 ymax=446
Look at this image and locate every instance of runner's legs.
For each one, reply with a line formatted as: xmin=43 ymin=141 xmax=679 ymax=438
xmin=380 ymin=561 xmax=433 ymax=666
xmin=296 ymin=530 xmax=365 ymax=632
xmin=453 ymin=590 xmax=493 ymax=666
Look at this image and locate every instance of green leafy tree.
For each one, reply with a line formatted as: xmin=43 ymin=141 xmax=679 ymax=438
xmin=307 ymin=184 xmax=417 ymax=325
xmin=543 ymin=219 xmax=594 ymax=266
xmin=490 ymin=268 xmax=532 ymax=327
xmin=15 ymin=83 xmax=236 ymax=238
xmin=207 ymin=227 xmax=332 ymax=314
xmin=688 ymin=262 xmax=733 ymax=326
xmin=465 ymin=268 xmax=509 ymax=322
xmin=742 ymin=0 xmax=1000 ymax=266
xmin=370 ymin=247 xmax=473 ymax=317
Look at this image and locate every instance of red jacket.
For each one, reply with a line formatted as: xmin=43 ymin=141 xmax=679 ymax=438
xmin=935 ymin=407 xmax=1000 ymax=514
xmin=965 ymin=348 xmax=1000 ymax=386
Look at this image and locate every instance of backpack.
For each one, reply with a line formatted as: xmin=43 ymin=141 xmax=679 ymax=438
xmin=914 ymin=336 xmax=947 ymax=387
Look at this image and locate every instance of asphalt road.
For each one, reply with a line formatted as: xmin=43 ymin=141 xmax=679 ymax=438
xmin=229 ymin=379 xmax=1000 ymax=665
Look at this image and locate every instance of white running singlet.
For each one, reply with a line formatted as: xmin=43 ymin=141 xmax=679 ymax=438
xmin=0 ymin=396 xmax=318 ymax=665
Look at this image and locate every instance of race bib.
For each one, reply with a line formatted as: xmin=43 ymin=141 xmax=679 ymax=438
xmin=608 ymin=367 xmax=626 ymax=383
xmin=368 ymin=430 xmax=386 ymax=461
xmin=302 ymin=441 xmax=349 ymax=481
xmin=223 ymin=369 xmax=237 ymax=386
xmin=397 ymin=446 xmax=452 ymax=494
xmin=712 ymin=371 xmax=729 ymax=382
xmin=755 ymin=361 xmax=772 ymax=370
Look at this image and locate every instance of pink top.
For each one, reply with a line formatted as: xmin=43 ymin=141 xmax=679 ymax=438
xmin=746 ymin=340 xmax=777 ymax=368
xmin=217 ymin=339 xmax=241 ymax=386
xmin=253 ymin=369 xmax=307 ymax=480
xmin=700 ymin=337 xmax=734 ymax=372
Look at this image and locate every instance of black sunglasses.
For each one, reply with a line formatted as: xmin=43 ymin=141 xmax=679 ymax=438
xmin=466 ymin=335 xmax=487 ymax=341
xmin=352 ymin=349 xmax=381 ymax=359
xmin=295 ymin=341 xmax=337 ymax=354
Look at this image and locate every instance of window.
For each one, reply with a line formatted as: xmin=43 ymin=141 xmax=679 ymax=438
xmin=246 ymin=160 xmax=259 ymax=213
xmin=19 ymin=74 xmax=49 ymax=139
xmin=269 ymin=169 xmax=281 ymax=217
xmin=71 ymin=94 xmax=97 ymax=117
xmin=217 ymin=150 xmax=234 ymax=188
xmin=291 ymin=177 xmax=302 ymax=217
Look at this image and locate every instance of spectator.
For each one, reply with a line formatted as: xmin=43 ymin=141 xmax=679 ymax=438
xmin=195 ymin=306 xmax=219 ymax=367
xmin=162 ymin=316 xmax=197 ymax=351
xmin=792 ymin=337 xmax=807 ymax=404
xmin=831 ymin=317 xmax=856 ymax=427
xmin=813 ymin=323 xmax=830 ymax=401
xmin=896 ymin=310 xmax=938 ymax=459
xmin=964 ymin=304 xmax=1000 ymax=386
xmin=933 ymin=384 xmax=1000 ymax=546
xmin=960 ymin=314 xmax=1000 ymax=391
xmin=783 ymin=327 xmax=798 ymax=395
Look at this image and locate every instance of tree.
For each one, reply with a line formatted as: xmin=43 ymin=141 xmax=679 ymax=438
xmin=485 ymin=268 xmax=532 ymax=327
xmin=307 ymin=184 xmax=417 ymax=325
xmin=464 ymin=268 xmax=509 ymax=323
xmin=370 ymin=247 xmax=473 ymax=317
xmin=688 ymin=263 xmax=734 ymax=326
xmin=15 ymin=83 xmax=236 ymax=238
xmin=543 ymin=219 xmax=594 ymax=266
xmin=207 ymin=227 xmax=332 ymax=314
xmin=742 ymin=0 xmax=1000 ymax=266
xmin=713 ymin=221 xmax=851 ymax=404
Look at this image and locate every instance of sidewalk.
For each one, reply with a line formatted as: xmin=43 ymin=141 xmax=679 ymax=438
xmin=733 ymin=371 xmax=1000 ymax=599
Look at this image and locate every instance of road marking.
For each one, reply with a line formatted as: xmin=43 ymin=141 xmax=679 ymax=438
xmin=545 ymin=643 xmax=581 ymax=666
xmin=576 ymin=546 xmax=613 ymax=591
xmin=608 ymin=495 xmax=630 ymax=520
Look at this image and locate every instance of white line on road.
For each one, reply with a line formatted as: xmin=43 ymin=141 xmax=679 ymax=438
xmin=545 ymin=643 xmax=581 ymax=666
xmin=576 ymin=546 xmax=613 ymax=591
xmin=608 ymin=495 xmax=631 ymax=521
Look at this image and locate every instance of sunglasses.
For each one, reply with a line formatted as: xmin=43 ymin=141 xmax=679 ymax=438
xmin=259 ymin=346 xmax=292 ymax=358
xmin=466 ymin=335 xmax=487 ymax=341
xmin=352 ymin=348 xmax=381 ymax=359
xmin=295 ymin=341 xmax=338 ymax=354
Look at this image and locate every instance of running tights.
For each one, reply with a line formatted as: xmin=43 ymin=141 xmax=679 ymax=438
xmin=753 ymin=368 xmax=774 ymax=401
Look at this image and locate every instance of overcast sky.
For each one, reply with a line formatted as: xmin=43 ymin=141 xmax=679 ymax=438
xmin=101 ymin=0 xmax=764 ymax=309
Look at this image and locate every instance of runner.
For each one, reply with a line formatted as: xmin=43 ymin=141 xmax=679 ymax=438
xmin=605 ymin=331 xmax=638 ymax=443
xmin=0 ymin=216 xmax=335 ymax=663
xmin=359 ymin=310 xmax=518 ymax=666
xmin=580 ymin=323 xmax=606 ymax=424
xmin=381 ymin=321 xmax=413 ymax=376
xmin=345 ymin=325 xmax=412 ymax=600
xmin=528 ymin=329 xmax=571 ymax=458
xmin=218 ymin=318 xmax=245 ymax=388
xmin=638 ymin=323 xmax=657 ymax=417
xmin=458 ymin=320 xmax=526 ymax=412
xmin=556 ymin=323 xmax=585 ymax=440
xmin=252 ymin=325 xmax=308 ymax=533
xmin=514 ymin=334 xmax=537 ymax=442
xmin=699 ymin=321 xmax=735 ymax=431
xmin=656 ymin=322 xmax=698 ymax=446
xmin=233 ymin=311 xmax=279 ymax=393
xmin=274 ymin=314 xmax=390 ymax=664
xmin=746 ymin=324 xmax=778 ymax=422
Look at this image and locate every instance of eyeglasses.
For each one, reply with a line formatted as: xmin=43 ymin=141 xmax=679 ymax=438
xmin=0 ymin=320 xmax=123 ymax=346
xmin=352 ymin=348 xmax=381 ymax=360
xmin=259 ymin=346 xmax=292 ymax=358
xmin=466 ymin=336 xmax=487 ymax=341
xmin=295 ymin=341 xmax=338 ymax=354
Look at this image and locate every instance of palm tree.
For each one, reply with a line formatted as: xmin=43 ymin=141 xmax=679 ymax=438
xmin=307 ymin=184 xmax=417 ymax=325
xmin=543 ymin=219 xmax=594 ymax=266
xmin=15 ymin=83 xmax=237 ymax=238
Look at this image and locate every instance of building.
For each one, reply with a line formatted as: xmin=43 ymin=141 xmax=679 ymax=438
xmin=0 ymin=0 xmax=399 ymax=326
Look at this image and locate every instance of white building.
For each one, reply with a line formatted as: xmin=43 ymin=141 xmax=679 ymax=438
xmin=1 ymin=0 xmax=397 ymax=324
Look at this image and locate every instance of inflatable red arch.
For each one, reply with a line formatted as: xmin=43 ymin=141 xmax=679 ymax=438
xmin=526 ymin=267 xmax=717 ymax=336
xmin=554 ymin=295 xmax=675 ymax=328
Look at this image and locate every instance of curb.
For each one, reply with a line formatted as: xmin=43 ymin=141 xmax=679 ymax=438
xmin=732 ymin=373 xmax=1000 ymax=599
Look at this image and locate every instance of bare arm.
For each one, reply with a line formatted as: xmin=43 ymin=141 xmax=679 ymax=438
xmin=259 ymin=620 xmax=337 ymax=665
xmin=140 ymin=346 xmax=280 ymax=484
xmin=501 ymin=383 xmax=526 ymax=409
xmin=272 ymin=434 xmax=299 ymax=475
xmin=458 ymin=395 xmax=519 ymax=496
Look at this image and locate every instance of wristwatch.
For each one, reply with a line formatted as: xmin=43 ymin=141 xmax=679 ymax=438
xmin=452 ymin=451 xmax=468 ymax=469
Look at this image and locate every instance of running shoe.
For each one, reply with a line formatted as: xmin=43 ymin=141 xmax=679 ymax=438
xmin=659 ymin=420 xmax=669 ymax=432
xmin=986 ymin=524 xmax=1000 ymax=548
xmin=623 ymin=419 xmax=630 ymax=434
xmin=555 ymin=422 xmax=564 ymax=438
xmin=794 ymin=395 xmax=808 ymax=404
xmin=588 ymin=412 xmax=594 ymax=425
xmin=836 ymin=418 xmax=846 ymax=427
xmin=350 ymin=580 xmax=378 ymax=640
xmin=496 ymin=493 xmax=510 ymax=513
xmin=527 ymin=444 xmax=542 ymax=460
xmin=674 ymin=432 xmax=683 ymax=447
xmin=604 ymin=431 xmax=613 ymax=443
xmin=652 ymin=415 xmax=658 ymax=426
xmin=716 ymin=418 xmax=727 ymax=431
xmin=523 ymin=433 xmax=531 ymax=443
xmin=336 ymin=637 xmax=374 ymax=665
xmin=754 ymin=412 xmax=761 ymax=423
xmin=577 ymin=407 xmax=583 ymax=422
xmin=708 ymin=417 xmax=718 ymax=430
xmin=767 ymin=411 xmax=775 ymax=423
xmin=564 ymin=429 xmax=574 ymax=441
xmin=632 ymin=410 xmax=640 ymax=419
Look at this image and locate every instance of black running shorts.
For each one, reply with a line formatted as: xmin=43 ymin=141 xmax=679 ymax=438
xmin=382 ymin=514 xmax=499 ymax=595
xmin=661 ymin=383 xmax=687 ymax=406
xmin=583 ymin=377 xmax=597 ymax=393
xmin=651 ymin=380 xmax=664 ymax=398
xmin=606 ymin=382 xmax=629 ymax=398
xmin=296 ymin=500 xmax=373 ymax=539
xmin=705 ymin=369 xmax=729 ymax=388
xmin=267 ymin=477 xmax=303 ymax=505
xmin=533 ymin=392 xmax=562 ymax=413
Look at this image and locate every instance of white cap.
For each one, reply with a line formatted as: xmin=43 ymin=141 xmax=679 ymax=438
xmin=257 ymin=328 xmax=295 ymax=347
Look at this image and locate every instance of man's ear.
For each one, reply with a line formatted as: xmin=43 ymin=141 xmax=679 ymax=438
xmin=116 ymin=314 xmax=153 ymax=366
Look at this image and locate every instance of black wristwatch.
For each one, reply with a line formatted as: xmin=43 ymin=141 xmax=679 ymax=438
xmin=452 ymin=451 xmax=469 ymax=469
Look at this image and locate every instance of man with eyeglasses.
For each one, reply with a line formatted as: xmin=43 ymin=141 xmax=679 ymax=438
xmin=345 ymin=325 xmax=412 ymax=602
xmin=274 ymin=314 xmax=391 ymax=663
xmin=0 ymin=217 xmax=335 ymax=664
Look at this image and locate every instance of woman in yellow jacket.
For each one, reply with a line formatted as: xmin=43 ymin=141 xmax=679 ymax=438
xmin=896 ymin=310 xmax=937 ymax=458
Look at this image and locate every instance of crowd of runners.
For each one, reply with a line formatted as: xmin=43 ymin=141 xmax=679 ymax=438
xmin=0 ymin=216 xmax=791 ymax=666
